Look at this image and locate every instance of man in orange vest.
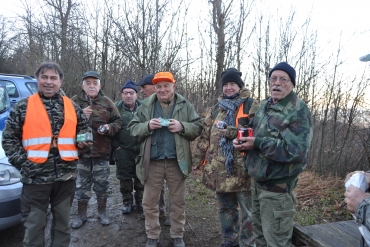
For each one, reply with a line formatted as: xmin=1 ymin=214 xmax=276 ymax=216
xmin=2 ymin=61 xmax=91 ymax=247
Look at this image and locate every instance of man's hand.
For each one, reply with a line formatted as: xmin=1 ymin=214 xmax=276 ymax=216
xmin=344 ymin=185 xmax=370 ymax=213
xmin=148 ymin=118 xmax=162 ymax=130
xmin=168 ymin=119 xmax=183 ymax=133
xmin=77 ymin=141 xmax=93 ymax=148
xmin=83 ymin=106 xmax=93 ymax=119
xmin=98 ymin=124 xmax=109 ymax=135
xmin=233 ymin=137 xmax=255 ymax=151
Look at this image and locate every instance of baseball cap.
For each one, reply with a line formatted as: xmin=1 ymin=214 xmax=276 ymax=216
xmin=152 ymin=72 xmax=175 ymax=84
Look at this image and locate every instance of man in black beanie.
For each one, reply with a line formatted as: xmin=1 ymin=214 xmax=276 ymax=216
xmin=233 ymin=61 xmax=313 ymax=247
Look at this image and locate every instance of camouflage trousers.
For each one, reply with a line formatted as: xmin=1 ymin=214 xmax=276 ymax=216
xmin=251 ymin=180 xmax=296 ymax=247
xmin=120 ymin=178 xmax=144 ymax=203
xmin=75 ymin=158 xmax=110 ymax=200
xmin=216 ymin=191 xmax=255 ymax=247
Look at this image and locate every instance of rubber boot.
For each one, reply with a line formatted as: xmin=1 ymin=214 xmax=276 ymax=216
xmin=97 ymin=197 xmax=110 ymax=225
xmin=71 ymin=200 xmax=88 ymax=229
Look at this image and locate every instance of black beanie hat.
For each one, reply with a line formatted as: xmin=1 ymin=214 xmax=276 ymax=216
xmin=137 ymin=74 xmax=154 ymax=87
xmin=121 ymin=80 xmax=138 ymax=93
xmin=268 ymin=62 xmax=296 ymax=86
xmin=221 ymin=68 xmax=244 ymax=88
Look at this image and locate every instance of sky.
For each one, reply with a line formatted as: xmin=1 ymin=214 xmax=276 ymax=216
xmin=1 ymin=0 xmax=369 ymax=66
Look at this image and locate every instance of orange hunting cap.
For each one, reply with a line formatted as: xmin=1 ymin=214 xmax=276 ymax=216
xmin=152 ymin=72 xmax=175 ymax=84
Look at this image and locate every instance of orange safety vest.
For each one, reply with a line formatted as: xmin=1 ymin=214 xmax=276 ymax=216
xmin=22 ymin=94 xmax=78 ymax=164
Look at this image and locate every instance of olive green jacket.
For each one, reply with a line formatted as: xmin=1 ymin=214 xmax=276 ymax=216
xmin=127 ymin=93 xmax=202 ymax=184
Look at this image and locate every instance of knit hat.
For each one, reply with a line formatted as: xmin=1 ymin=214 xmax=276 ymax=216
xmin=121 ymin=80 xmax=137 ymax=93
xmin=152 ymin=72 xmax=175 ymax=84
xmin=221 ymin=68 xmax=244 ymax=88
xmin=138 ymin=74 xmax=154 ymax=86
xmin=268 ymin=62 xmax=296 ymax=86
xmin=82 ymin=71 xmax=100 ymax=80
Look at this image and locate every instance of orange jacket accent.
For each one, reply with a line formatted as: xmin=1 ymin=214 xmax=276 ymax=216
xmin=236 ymin=103 xmax=249 ymax=127
xmin=22 ymin=94 xmax=78 ymax=164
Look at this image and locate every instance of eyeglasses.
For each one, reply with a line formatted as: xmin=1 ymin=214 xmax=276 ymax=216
xmin=269 ymin=76 xmax=290 ymax=84
xmin=121 ymin=91 xmax=135 ymax=96
xmin=154 ymin=84 xmax=172 ymax=90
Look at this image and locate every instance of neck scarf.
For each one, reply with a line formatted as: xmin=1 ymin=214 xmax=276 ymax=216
xmin=218 ymin=97 xmax=244 ymax=175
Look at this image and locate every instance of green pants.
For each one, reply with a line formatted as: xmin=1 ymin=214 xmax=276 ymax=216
xmin=251 ymin=181 xmax=296 ymax=247
xmin=21 ymin=180 xmax=75 ymax=247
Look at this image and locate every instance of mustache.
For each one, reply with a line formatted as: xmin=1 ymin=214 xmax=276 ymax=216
xmin=271 ymin=86 xmax=282 ymax=91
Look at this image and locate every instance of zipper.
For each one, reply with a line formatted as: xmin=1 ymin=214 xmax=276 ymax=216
xmin=49 ymin=98 xmax=58 ymax=178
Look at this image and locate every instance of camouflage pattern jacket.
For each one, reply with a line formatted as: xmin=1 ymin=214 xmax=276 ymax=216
xmin=246 ymin=91 xmax=313 ymax=187
xmin=193 ymin=88 xmax=257 ymax=193
xmin=2 ymin=91 xmax=90 ymax=185
xmin=71 ymin=90 xmax=122 ymax=160
xmin=128 ymin=92 xmax=202 ymax=184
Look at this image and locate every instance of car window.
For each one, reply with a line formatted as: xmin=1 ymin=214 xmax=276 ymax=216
xmin=26 ymin=82 xmax=38 ymax=94
xmin=0 ymin=80 xmax=19 ymax=98
xmin=0 ymin=87 xmax=10 ymax=113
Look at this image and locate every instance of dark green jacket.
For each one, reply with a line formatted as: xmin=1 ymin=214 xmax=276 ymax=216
xmin=128 ymin=93 xmax=202 ymax=184
xmin=112 ymin=100 xmax=141 ymax=152
xmin=193 ymin=88 xmax=258 ymax=193
xmin=71 ymin=90 xmax=122 ymax=160
xmin=246 ymin=91 xmax=313 ymax=186
xmin=2 ymin=91 xmax=90 ymax=184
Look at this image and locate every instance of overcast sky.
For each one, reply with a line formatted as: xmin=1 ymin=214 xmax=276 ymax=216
xmin=1 ymin=0 xmax=369 ymax=63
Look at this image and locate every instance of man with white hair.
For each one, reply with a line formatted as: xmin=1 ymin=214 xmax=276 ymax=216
xmin=70 ymin=71 xmax=122 ymax=228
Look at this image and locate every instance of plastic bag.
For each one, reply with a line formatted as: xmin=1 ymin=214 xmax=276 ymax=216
xmin=345 ymin=172 xmax=370 ymax=245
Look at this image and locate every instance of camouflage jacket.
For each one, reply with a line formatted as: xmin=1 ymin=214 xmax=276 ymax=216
xmin=193 ymin=88 xmax=258 ymax=193
xmin=71 ymin=90 xmax=122 ymax=160
xmin=2 ymin=91 xmax=90 ymax=185
xmin=112 ymin=100 xmax=141 ymax=152
xmin=128 ymin=92 xmax=202 ymax=184
xmin=246 ymin=91 xmax=313 ymax=187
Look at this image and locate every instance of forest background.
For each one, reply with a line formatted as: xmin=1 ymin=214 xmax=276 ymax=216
xmin=0 ymin=0 xmax=370 ymax=177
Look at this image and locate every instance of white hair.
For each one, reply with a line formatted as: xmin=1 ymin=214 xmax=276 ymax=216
xmin=82 ymin=79 xmax=100 ymax=85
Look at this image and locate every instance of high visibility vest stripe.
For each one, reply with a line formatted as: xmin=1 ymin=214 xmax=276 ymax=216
xmin=59 ymin=150 xmax=78 ymax=157
xmin=58 ymin=138 xmax=76 ymax=145
xmin=27 ymin=150 xmax=49 ymax=158
xmin=23 ymin=137 xmax=52 ymax=147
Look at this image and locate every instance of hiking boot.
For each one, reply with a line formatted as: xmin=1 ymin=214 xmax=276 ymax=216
xmin=145 ymin=238 xmax=159 ymax=247
xmin=171 ymin=238 xmax=185 ymax=247
xmin=122 ymin=201 xmax=132 ymax=214
xmin=141 ymin=212 xmax=145 ymax=219
xmin=71 ymin=200 xmax=88 ymax=229
xmin=164 ymin=216 xmax=171 ymax=226
xmin=218 ymin=240 xmax=234 ymax=247
xmin=97 ymin=197 xmax=110 ymax=225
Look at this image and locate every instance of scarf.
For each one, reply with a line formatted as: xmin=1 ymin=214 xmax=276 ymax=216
xmin=218 ymin=97 xmax=244 ymax=175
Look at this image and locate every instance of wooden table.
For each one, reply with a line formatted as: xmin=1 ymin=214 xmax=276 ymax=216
xmin=292 ymin=220 xmax=362 ymax=247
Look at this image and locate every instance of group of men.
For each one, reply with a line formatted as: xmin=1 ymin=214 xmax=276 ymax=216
xmin=1 ymin=60 xmax=320 ymax=247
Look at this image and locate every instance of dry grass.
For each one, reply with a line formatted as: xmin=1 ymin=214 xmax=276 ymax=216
xmin=294 ymin=170 xmax=353 ymax=226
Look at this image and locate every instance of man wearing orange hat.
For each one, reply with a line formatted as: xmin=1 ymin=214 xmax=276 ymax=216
xmin=128 ymin=72 xmax=202 ymax=247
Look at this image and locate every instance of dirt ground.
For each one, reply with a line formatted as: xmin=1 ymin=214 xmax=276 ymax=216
xmin=0 ymin=166 xmax=222 ymax=247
